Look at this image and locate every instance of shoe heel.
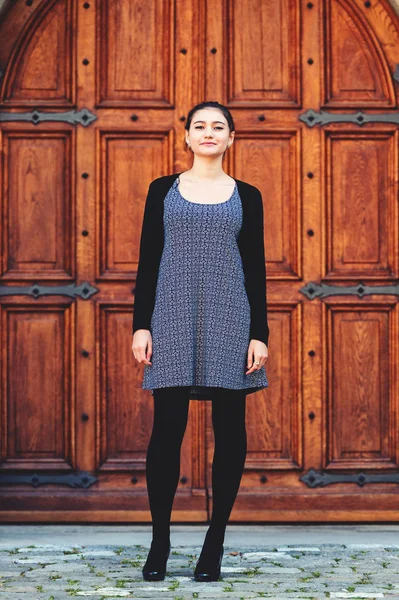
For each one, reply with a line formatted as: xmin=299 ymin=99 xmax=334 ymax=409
xmin=142 ymin=540 xmax=171 ymax=581
xmin=194 ymin=544 xmax=224 ymax=582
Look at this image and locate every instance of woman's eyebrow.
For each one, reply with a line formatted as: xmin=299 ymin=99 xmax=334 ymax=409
xmin=193 ymin=120 xmax=226 ymax=125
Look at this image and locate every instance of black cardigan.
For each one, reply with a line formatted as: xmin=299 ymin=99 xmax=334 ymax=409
xmin=132 ymin=172 xmax=270 ymax=346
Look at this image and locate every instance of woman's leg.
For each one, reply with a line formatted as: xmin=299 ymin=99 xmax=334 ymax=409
xmin=204 ymin=388 xmax=247 ymax=547
xmin=145 ymin=385 xmax=191 ymax=545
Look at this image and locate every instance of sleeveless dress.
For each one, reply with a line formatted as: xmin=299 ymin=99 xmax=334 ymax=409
xmin=142 ymin=176 xmax=269 ymax=400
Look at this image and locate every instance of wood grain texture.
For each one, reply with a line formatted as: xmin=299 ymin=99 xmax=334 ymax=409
xmin=0 ymin=0 xmax=399 ymax=521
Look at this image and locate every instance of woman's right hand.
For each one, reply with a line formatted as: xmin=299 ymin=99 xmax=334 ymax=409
xmin=132 ymin=329 xmax=153 ymax=366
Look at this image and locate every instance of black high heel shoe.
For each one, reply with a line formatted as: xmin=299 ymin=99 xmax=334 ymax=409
xmin=193 ymin=542 xmax=224 ymax=582
xmin=142 ymin=539 xmax=171 ymax=581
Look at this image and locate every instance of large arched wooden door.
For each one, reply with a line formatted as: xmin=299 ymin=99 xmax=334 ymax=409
xmin=1 ymin=0 xmax=399 ymax=521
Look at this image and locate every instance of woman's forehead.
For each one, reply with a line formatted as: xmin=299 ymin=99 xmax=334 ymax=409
xmin=192 ymin=108 xmax=228 ymax=124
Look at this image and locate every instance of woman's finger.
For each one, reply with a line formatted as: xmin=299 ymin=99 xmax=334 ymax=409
xmin=246 ymin=351 xmax=261 ymax=374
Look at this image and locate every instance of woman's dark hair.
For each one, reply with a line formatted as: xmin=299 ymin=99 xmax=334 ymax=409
xmin=183 ymin=101 xmax=235 ymax=158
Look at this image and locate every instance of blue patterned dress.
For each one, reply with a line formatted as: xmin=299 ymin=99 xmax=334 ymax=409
xmin=142 ymin=176 xmax=269 ymax=400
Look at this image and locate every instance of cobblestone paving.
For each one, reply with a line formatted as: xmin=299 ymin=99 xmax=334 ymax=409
xmin=1 ymin=543 xmax=399 ymax=599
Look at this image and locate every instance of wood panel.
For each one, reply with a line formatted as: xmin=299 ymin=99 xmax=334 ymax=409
xmin=233 ymin=131 xmax=301 ymax=278
xmin=97 ymin=0 xmax=174 ymax=106
xmin=324 ymin=0 xmax=395 ymax=106
xmin=1 ymin=131 xmax=74 ymax=280
xmin=2 ymin=0 xmax=74 ymax=106
xmin=1 ymin=302 xmax=75 ymax=471
xmin=326 ymin=303 xmax=398 ymax=469
xmin=227 ymin=0 xmax=301 ymax=106
xmin=98 ymin=131 xmax=173 ymax=278
xmin=324 ymin=130 xmax=398 ymax=280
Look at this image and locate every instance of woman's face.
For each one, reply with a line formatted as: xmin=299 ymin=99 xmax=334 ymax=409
xmin=185 ymin=108 xmax=234 ymax=157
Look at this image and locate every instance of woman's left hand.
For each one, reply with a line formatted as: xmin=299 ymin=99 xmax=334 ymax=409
xmin=245 ymin=339 xmax=268 ymax=374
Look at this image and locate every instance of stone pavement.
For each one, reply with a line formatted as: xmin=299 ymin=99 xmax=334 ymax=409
xmin=1 ymin=525 xmax=399 ymax=599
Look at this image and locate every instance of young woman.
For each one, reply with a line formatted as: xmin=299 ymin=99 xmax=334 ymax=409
xmin=132 ymin=101 xmax=270 ymax=582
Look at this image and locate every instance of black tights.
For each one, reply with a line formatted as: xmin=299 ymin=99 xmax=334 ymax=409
xmin=145 ymin=386 xmax=247 ymax=548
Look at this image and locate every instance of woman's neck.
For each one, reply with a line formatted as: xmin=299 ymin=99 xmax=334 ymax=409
xmin=183 ymin=163 xmax=227 ymax=181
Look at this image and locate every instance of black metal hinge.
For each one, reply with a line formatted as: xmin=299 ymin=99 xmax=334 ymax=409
xmin=0 ymin=281 xmax=99 ymax=299
xmin=300 ymin=281 xmax=399 ymax=300
xmin=299 ymin=108 xmax=399 ymax=128
xmin=301 ymin=468 xmax=399 ymax=488
xmin=0 ymin=471 xmax=98 ymax=488
xmin=0 ymin=108 xmax=97 ymax=127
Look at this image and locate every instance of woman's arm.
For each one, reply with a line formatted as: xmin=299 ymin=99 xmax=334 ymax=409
xmin=132 ymin=180 xmax=164 ymax=334
xmin=238 ymin=186 xmax=270 ymax=346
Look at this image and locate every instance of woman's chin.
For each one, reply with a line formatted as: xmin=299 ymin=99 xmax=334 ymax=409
xmin=196 ymin=147 xmax=222 ymax=156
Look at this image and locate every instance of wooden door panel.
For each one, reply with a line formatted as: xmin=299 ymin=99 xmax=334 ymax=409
xmin=245 ymin=308 xmax=302 ymax=470
xmin=98 ymin=131 xmax=172 ymax=279
xmin=97 ymin=0 xmax=174 ymax=106
xmin=324 ymin=0 xmax=395 ymax=107
xmin=233 ymin=132 xmax=301 ymax=278
xmin=326 ymin=303 xmax=398 ymax=469
xmin=3 ymin=0 xmax=74 ymax=107
xmin=98 ymin=308 xmax=151 ymax=472
xmin=324 ymin=130 xmax=398 ymax=279
xmin=225 ymin=0 xmax=301 ymax=106
xmin=2 ymin=131 xmax=74 ymax=280
xmin=1 ymin=303 xmax=75 ymax=471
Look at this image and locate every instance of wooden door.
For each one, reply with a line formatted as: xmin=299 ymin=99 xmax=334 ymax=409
xmin=1 ymin=0 xmax=399 ymax=522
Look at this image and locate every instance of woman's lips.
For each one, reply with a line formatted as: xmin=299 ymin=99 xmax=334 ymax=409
xmin=201 ymin=143 xmax=216 ymax=145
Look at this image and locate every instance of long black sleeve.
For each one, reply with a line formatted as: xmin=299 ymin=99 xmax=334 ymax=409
xmin=132 ymin=180 xmax=164 ymax=334
xmin=237 ymin=186 xmax=269 ymax=346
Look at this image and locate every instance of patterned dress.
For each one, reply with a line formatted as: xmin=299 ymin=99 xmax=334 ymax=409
xmin=142 ymin=176 xmax=269 ymax=400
